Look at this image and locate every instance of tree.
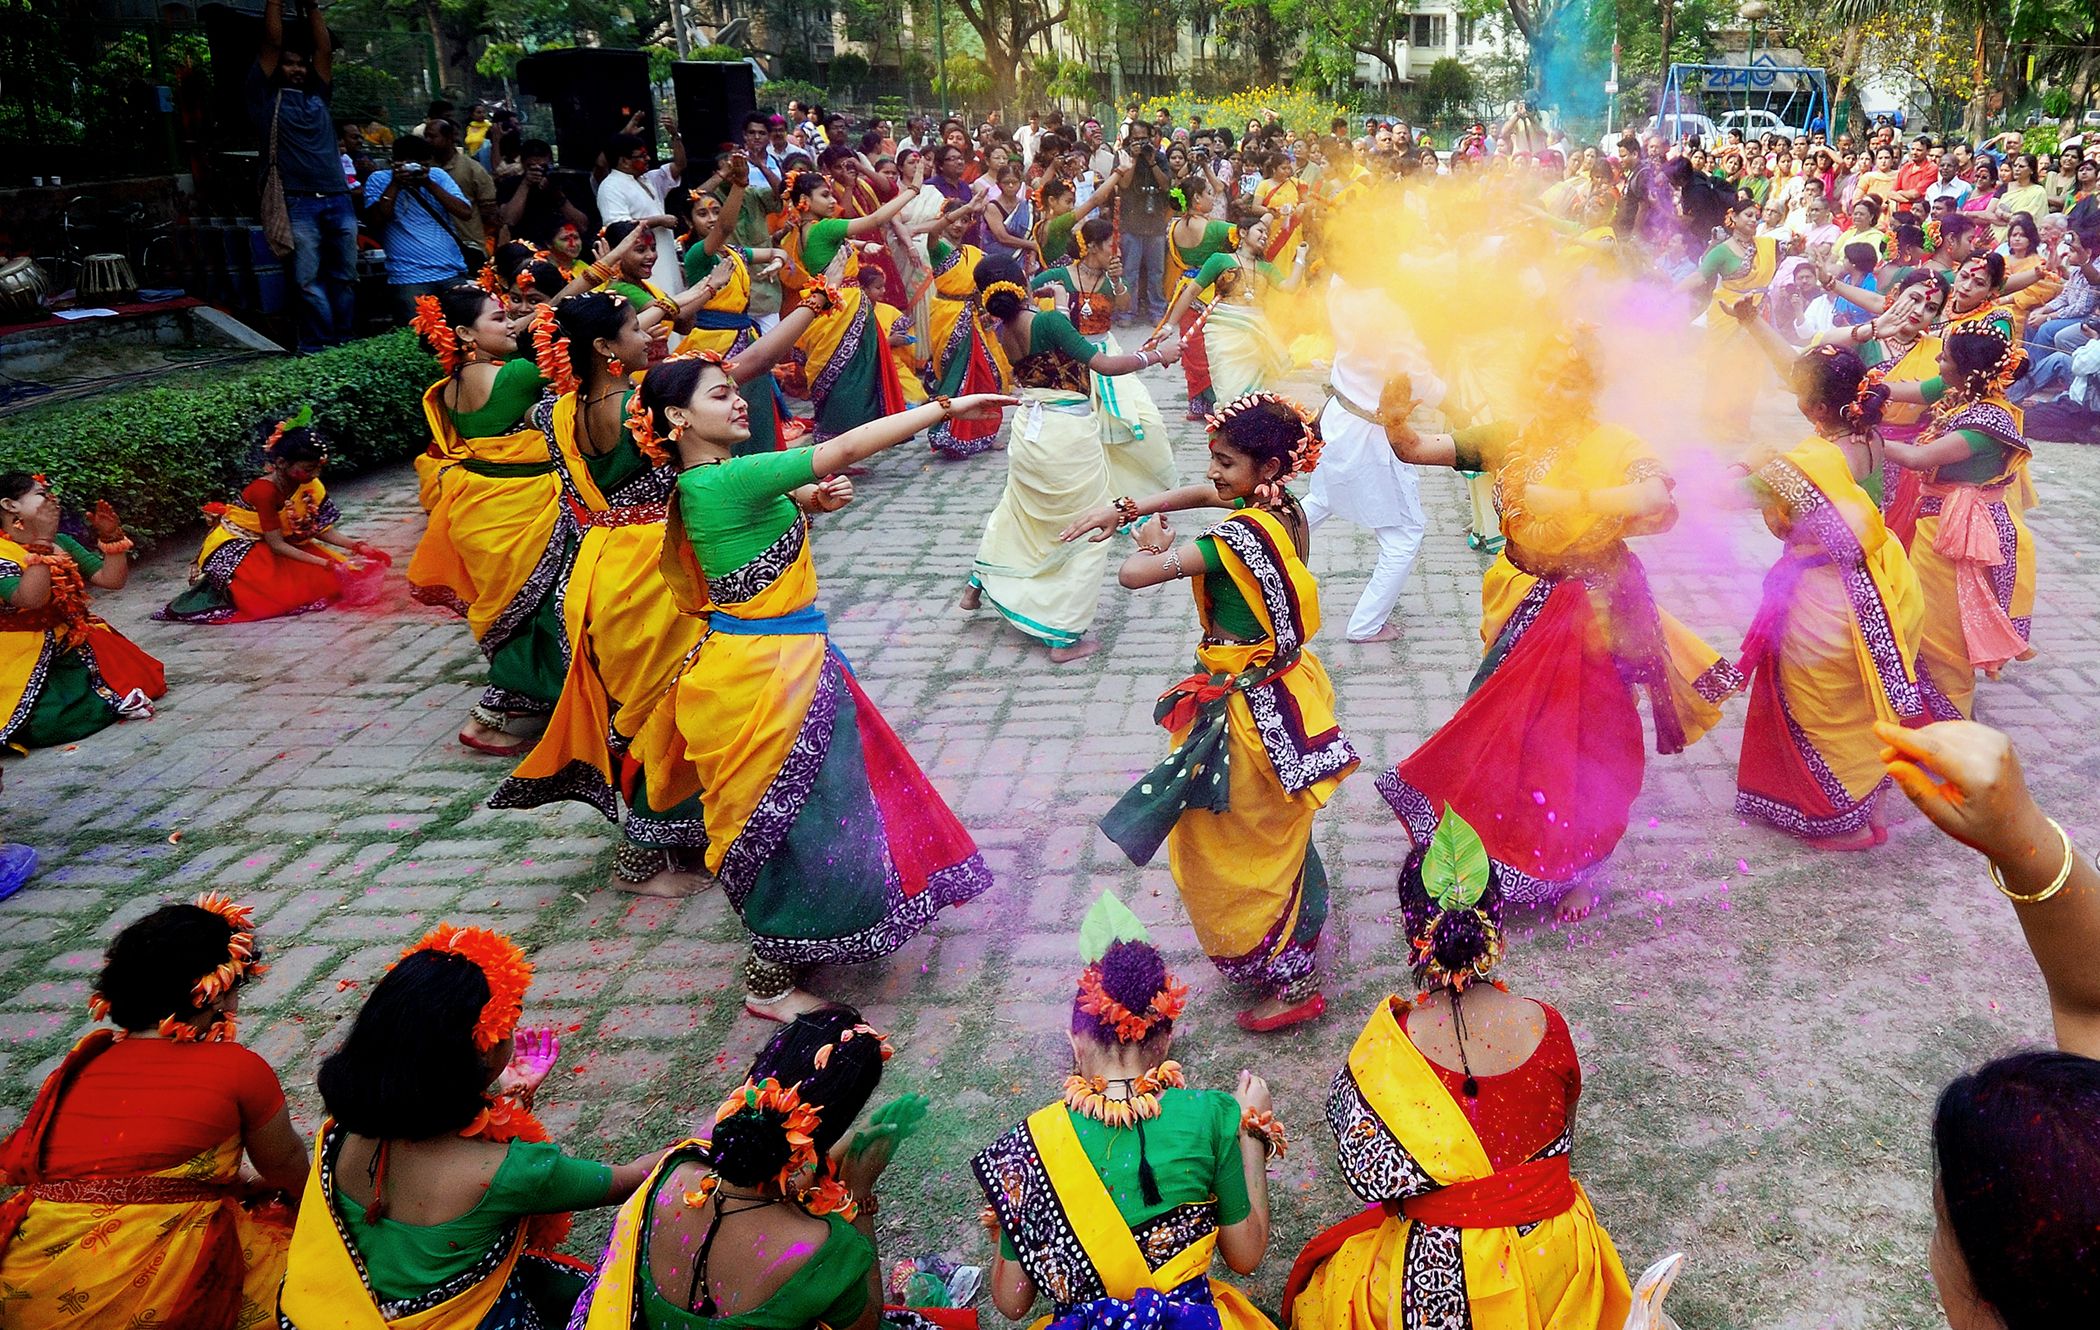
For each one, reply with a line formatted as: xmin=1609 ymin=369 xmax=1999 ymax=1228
xmin=951 ymin=0 xmax=1068 ymax=106
xmin=830 ymin=51 xmax=871 ymax=102
xmin=1419 ymin=56 xmax=1477 ymax=119
xmin=1284 ymin=0 xmax=1410 ymax=87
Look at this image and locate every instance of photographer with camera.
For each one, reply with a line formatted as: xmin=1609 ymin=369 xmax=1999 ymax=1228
xmin=495 ymin=139 xmax=589 ymax=247
xmin=362 ymin=133 xmax=477 ymax=320
xmin=1116 ymin=120 xmax=1174 ymax=326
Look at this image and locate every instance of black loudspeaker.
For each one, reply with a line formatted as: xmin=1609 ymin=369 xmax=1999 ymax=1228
xmin=516 ymin=48 xmax=655 ymax=170
xmin=672 ymin=61 xmax=758 ymax=158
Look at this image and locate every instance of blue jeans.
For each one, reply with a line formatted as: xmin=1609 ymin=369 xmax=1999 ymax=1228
xmin=1122 ymin=231 xmax=1168 ymax=323
xmin=288 ymin=192 xmax=359 ymax=352
xmin=2010 ymin=349 xmax=2074 ymax=402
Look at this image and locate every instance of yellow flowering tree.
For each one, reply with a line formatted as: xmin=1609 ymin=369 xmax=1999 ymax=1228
xmin=1141 ymin=85 xmax=1355 ymax=135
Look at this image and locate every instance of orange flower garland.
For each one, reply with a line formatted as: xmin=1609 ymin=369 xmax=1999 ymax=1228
xmin=531 ymin=305 xmax=579 ymax=395
xmin=703 ymin=1078 xmax=823 ymax=1192
xmin=1076 ymin=962 xmax=1188 ymax=1044
xmin=625 ymin=391 xmax=667 ymax=465
xmin=22 ymin=546 xmax=94 ymax=648
xmin=398 ymin=924 xmax=533 ymax=1052
xmin=86 ymin=892 xmax=265 ymax=1042
xmin=1062 ymin=1060 xmax=1186 ymax=1127
xmin=410 ymin=294 xmax=464 ymax=374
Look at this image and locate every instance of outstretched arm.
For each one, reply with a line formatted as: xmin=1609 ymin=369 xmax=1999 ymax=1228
xmin=844 ymin=160 xmax=925 ymax=236
xmin=812 ymin=394 xmax=1017 ymax=475
xmin=1060 ymin=482 xmax=1231 ymax=544
xmin=725 ymin=305 xmax=818 ymax=382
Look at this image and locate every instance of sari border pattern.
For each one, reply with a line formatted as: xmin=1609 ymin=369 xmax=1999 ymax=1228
xmin=706 ymin=518 xmax=806 ymax=607
xmin=715 ymin=651 xmax=843 ymax=907
xmin=479 ymin=685 xmax=556 ymax=717
xmin=749 ymin=853 xmax=994 ymax=967
xmin=1212 ymin=862 xmax=1316 ymax=995
xmin=809 ymin=300 xmax=867 ymax=423
xmin=1398 ymin=1222 xmax=1471 ymax=1330
xmin=1375 ymin=772 xmax=1584 ymax=908
xmin=970 ymin=1120 xmax=1108 ymax=1312
xmin=487 ymin=758 xmax=620 ymax=822
xmin=0 ymin=632 xmax=55 ymax=744
xmin=1326 ymin=1062 xmax=1439 ymax=1204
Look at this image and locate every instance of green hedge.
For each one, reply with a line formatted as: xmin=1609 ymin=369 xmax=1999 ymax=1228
xmin=0 ymin=331 xmax=440 ymax=549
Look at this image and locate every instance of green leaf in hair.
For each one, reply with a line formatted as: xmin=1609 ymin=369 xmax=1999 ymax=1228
xmin=281 ymin=404 xmax=314 ymax=431
xmin=1079 ymin=890 xmax=1151 ymax=963
xmin=1424 ymin=806 xmax=1491 ymax=913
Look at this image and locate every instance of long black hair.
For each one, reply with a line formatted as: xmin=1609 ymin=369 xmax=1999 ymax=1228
xmin=94 ymin=903 xmax=248 ymax=1032
xmin=1934 ymin=1050 xmax=2100 ymax=1327
xmin=317 ymin=950 xmax=498 ymax=1140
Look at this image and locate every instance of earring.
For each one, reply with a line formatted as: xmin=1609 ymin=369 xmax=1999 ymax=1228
xmin=605 ymin=356 xmax=625 ymax=378
xmin=670 ymin=421 xmax=688 ymax=442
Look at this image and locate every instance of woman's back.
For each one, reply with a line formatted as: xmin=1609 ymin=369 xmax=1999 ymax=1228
xmin=1398 ymin=991 xmax=1580 ymax=1170
xmin=39 ymin=1039 xmax=281 ymax=1177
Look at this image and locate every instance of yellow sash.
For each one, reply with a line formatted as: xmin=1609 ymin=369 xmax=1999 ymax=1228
xmin=278 ymin=1124 xmax=524 ymax=1330
xmin=575 ymin=1140 xmax=703 ymax=1329
xmin=1027 ymin=1105 xmax=1217 ymax=1297
xmin=1194 ymin=509 xmax=1346 ymax=770
xmin=1345 ymin=1004 xmax=1494 ymax=1187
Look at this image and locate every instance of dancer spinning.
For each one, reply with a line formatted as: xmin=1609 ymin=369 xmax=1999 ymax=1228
xmin=1879 ymin=323 xmax=2039 ymax=716
xmin=405 ymin=282 xmax=571 ymax=755
xmin=1374 ymin=333 xmax=1743 ymax=921
xmin=1730 ymin=342 xmax=1946 ymax=849
xmin=628 ymin=356 xmax=1010 ymax=1019
xmin=1150 ymin=217 xmax=1298 ymax=406
xmin=1283 ymin=814 xmax=1632 ymax=1330
xmin=780 ymin=164 xmax=924 ymax=443
xmin=491 ymin=289 xmax=819 ymax=896
xmin=160 ymin=412 xmax=387 ymax=624
xmin=1032 ymin=216 xmax=1178 ymax=496
xmin=924 ymin=202 xmax=1016 ymax=457
xmin=974 ymin=898 xmax=1279 ymax=1330
xmin=961 ymin=256 xmax=1180 ymax=663
xmin=1 ymin=472 xmax=164 ymax=750
xmin=1065 ymin=395 xmax=1358 ymax=1032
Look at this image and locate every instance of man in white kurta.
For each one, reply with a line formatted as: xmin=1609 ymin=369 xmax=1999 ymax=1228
xmin=1301 ymin=271 xmax=1440 ymax=642
xmin=594 ymin=136 xmax=684 ymax=293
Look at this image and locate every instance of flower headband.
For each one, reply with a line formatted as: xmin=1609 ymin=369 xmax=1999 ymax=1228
xmin=628 ymin=347 xmax=729 ymax=464
xmin=1076 ymin=962 xmax=1188 ymax=1044
xmin=782 ymin=168 xmax=818 ymax=211
xmin=411 ymin=295 xmax=465 ymax=374
xmin=685 ymin=1078 xmax=822 ymax=1204
xmin=981 ymin=279 xmax=1030 ymax=314
xmin=265 ymin=405 xmax=322 ymax=457
xmin=87 ymin=892 xmax=266 ymax=1041
xmin=398 ymin=924 xmax=533 ymax=1052
xmin=530 ymin=304 xmax=579 ymax=395
xmin=1955 ymin=321 xmax=2025 ymax=396
xmin=1204 ymin=391 xmax=1324 ymax=483
xmin=476 ymin=262 xmax=504 ymax=296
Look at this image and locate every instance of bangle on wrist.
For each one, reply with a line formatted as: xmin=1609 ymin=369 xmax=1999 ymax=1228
xmin=97 ymin=535 xmax=134 ymax=555
xmin=1990 ymin=816 xmax=2077 ymax=905
xmin=1239 ymin=1108 xmax=1287 ymax=1162
xmin=934 ymin=394 xmax=954 ymax=419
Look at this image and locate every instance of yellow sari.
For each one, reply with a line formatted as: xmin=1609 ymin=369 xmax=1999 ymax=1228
xmin=1736 ymin=436 xmax=1940 ymax=838
xmin=279 ymin=1122 xmax=526 ymax=1330
xmin=925 ymin=241 xmax=1014 ymax=456
xmin=491 ymin=392 xmax=706 ymax=844
xmin=1286 ymin=1004 xmax=1630 ymax=1330
xmin=1379 ymin=422 xmax=1741 ymax=903
xmin=1704 ymin=235 xmax=1780 ymax=442
xmin=975 ymin=1104 xmax=1274 ymax=1330
xmin=0 ymin=1034 xmax=292 ymax=1328
xmin=407 ymin=378 xmax=563 ymax=635
xmin=1102 ymin=508 xmax=1357 ymax=995
xmin=876 ymin=299 xmax=929 ymax=405
xmin=784 ymin=219 xmax=907 ymax=442
xmin=1908 ymin=396 xmax=2037 ymax=717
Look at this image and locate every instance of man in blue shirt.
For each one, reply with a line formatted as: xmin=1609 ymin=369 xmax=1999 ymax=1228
xmin=247 ymin=0 xmax=355 ymax=353
xmin=361 ymin=134 xmax=476 ymax=320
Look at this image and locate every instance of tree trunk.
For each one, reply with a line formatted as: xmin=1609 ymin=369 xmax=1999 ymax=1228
xmin=1831 ymin=25 xmax=1866 ymax=137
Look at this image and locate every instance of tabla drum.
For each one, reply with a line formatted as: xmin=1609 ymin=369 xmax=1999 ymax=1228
xmin=79 ymin=252 xmax=138 ymax=305
xmin=0 ymin=257 xmax=51 ymax=321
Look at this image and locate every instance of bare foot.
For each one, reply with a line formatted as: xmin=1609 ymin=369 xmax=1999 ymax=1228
xmin=1048 ymin=637 xmax=1101 ymax=665
xmin=459 ymin=718 xmax=531 ymax=755
xmin=959 ymin=583 xmax=982 ymax=611
xmin=1556 ymin=881 xmax=1600 ymax=923
xmin=1348 ymin=623 xmax=1403 ymax=644
xmin=610 ymin=864 xmax=711 ymax=898
xmin=1808 ymin=827 xmax=1877 ymax=852
xmin=744 ymin=987 xmax=829 ymax=1023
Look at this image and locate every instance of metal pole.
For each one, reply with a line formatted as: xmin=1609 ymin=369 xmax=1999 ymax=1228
xmin=934 ymin=0 xmax=950 ymax=118
xmin=671 ymin=0 xmax=691 ymax=57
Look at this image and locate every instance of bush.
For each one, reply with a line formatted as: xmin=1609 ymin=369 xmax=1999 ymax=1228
xmin=1142 ymin=85 xmax=1353 ymax=138
xmin=0 ymin=331 xmax=439 ymax=550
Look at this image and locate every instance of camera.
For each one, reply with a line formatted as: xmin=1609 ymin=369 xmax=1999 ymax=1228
xmin=398 ymin=161 xmax=427 ymax=177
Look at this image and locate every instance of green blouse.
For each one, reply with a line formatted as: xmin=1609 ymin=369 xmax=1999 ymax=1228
xmin=1174 ymin=219 xmax=1239 ymax=272
xmin=1194 ymin=537 xmax=1262 ymax=641
xmin=998 ymin=1088 xmax=1252 ymax=1260
xmin=799 ymin=218 xmax=852 ymax=276
xmin=332 ymin=1139 xmax=613 ymax=1304
xmin=578 ymin=389 xmax=653 ymax=497
xmin=0 ymin=533 xmax=100 ymax=602
xmin=683 ymin=243 xmax=754 ymax=287
xmin=1038 ymin=213 xmax=1077 ymax=267
xmin=452 ymin=358 xmax=548 ymax=438
xmin=1915 ymin=376 xmax=2016 ymax=484
xmin=636 ymin=1163 xmax=872 ymax=1328
xmin=674 ymin=446 xmax=817 ymax=579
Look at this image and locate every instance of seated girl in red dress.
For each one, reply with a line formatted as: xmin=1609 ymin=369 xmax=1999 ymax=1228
xmin=0 ymin=894 xmax=308 ymax=1325
xmin=159 ymin=409 xmax=387 ymax=623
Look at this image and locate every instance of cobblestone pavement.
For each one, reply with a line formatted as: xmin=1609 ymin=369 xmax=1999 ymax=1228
xmin=4 ymin=353 xmax=2096 ymax=1330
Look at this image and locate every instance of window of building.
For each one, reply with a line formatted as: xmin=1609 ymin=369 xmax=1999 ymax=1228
xmin=1457 ymin=15 xmax=1477 ymax=46
xmin=1410 ymin=14 xmax=1447 ymax=48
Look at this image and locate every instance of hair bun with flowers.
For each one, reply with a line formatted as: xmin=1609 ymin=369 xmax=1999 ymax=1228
xmin=476 ymin=262 xmax=504 ymax=296
xmin=1073 ymin=892 xmax=1188 ymax=1044
xmin=530 ymin=304 xmax=579 ymax=395
xmin=398 ymin=924 xmax=533 ymax=1053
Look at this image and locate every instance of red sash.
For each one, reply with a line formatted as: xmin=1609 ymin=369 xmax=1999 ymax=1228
xmin=1399 ymin=1155 xmax=1576 ymax=1228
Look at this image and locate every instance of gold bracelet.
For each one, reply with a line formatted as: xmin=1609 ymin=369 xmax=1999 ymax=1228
xmin=1989 ymin=816 xmax=2077 ymax=905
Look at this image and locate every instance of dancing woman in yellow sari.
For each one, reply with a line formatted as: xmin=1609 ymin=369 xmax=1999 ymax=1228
xmin=628 ymin=360 xmax=1012 ymax=1019
xmin=1065 ymin=396 xmax=1358 ymax=1032
xmin=493 ymin=291 xmax=823 ymax=897
xmin=1284 ymin=815 xmax=1632 ymax=1330
xmin=976 ymin=906 xmax=1279 ymax=1330
xmin=1732 ymin=344 xmax=1950 ymax=851
xmin=923 ymin=204 xmax=1016 ymax=457
xmin=1879 ymin=324 xmax=2039 ymax=718
xmin=780 ymin=164 xmax=925 ymax=443
xmin=1152 ymin=220 xmax=1295 ymax=407
xmin=1159 ymin=177 xmax=1240 ymax=418
xmin=1684 ymin=197 xmax=1786 ymax=443
xmin=681 ymin=181 xmax=793 ymax=456
xmin=1376 ymin=339 xmax=1744 ymax=921
xmin=0 ymin=895 xmax=306 ymax=1328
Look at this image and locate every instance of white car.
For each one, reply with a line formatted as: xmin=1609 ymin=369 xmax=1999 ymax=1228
xmin=1720 ymin=108 xmax=1812 ymax=140
xmin=1605 ymin=113 xmax=1722 ymax=151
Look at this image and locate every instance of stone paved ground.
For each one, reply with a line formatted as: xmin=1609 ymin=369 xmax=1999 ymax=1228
xmin=4 ymin=353 xmax=2097 ymax=1330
